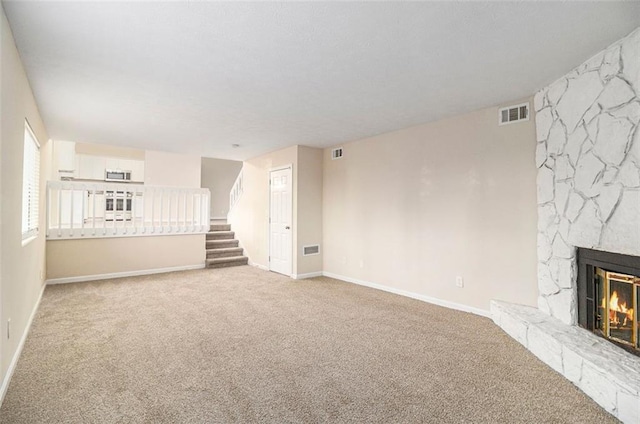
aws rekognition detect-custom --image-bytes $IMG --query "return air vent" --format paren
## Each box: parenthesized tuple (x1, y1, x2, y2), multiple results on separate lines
(499, 103, 529, 125)
(331, 147, 343, 160)
(303, 245, 320, 256)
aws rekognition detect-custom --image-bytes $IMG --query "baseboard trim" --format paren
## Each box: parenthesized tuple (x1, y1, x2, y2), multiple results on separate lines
(293, 272, 323, 280)
(45, 264, 206, 285)
(0, 282, 46, 406)
(322, 272, 490, 318)
(210, 216, 226, 221)
(248, 260, 269, 271)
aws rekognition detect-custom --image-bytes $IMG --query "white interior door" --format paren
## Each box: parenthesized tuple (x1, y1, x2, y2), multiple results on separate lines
(269, 167, 292, 276)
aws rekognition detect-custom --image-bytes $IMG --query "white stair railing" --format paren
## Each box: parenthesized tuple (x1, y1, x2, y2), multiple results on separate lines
(229, 169, 244, 211)
(46, 181, 210, 240)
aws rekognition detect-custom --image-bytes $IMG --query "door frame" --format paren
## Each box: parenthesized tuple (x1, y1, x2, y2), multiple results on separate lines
(268, 164, 293, 276)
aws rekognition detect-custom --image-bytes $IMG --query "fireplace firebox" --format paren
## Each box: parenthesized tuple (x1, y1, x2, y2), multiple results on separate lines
(577, 248, 640, 356)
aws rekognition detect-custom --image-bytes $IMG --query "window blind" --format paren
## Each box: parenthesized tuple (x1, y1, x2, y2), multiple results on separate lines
(22, 121, 40, 240)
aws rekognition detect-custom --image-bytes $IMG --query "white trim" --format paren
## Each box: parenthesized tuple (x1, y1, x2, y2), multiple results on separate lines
(322, 271, 490, 318)
(292, 271, 323, 280)
(268, 165, 293, 277)
(233, 240, 268, 271)
(0, 282, 46, 406)
(45, 264, 205, 285)
(210, 216, 226, 221)
(20, 234, 38, 247)
(47, 230, 209, 241)
(268, 163, 293, 172)
(248, 259, 269, 271)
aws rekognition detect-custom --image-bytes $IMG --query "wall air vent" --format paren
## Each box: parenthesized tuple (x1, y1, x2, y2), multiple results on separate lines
(499, 103, 529, 126)
(303, 245, 320, 256)
(331, 147, 343, 160)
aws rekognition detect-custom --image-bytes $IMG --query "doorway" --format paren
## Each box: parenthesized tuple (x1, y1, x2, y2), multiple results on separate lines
(269, 166, 292, 276)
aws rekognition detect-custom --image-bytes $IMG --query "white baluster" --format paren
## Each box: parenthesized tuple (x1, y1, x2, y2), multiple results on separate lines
(80, 185, 85, 237)
(92, 187, 96, 236)
(69, 188, 74, 237)
(160, 191, 165, 233)
(151, 189, 155, 234)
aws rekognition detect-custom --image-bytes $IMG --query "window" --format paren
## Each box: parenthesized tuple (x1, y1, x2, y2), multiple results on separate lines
(22, 120, 40, 241)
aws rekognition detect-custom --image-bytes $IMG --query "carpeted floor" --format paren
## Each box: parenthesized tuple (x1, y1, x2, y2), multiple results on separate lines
(1, 266, 618, 423)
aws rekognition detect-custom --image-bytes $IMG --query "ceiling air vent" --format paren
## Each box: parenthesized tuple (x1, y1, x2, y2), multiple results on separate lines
(499, 103, 529, 126)
(331, 147, 343, 160)
(303, 245, 320, 256)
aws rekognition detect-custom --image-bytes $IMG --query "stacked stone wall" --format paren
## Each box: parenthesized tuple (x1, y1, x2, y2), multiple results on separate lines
(535, 28, 640, 324)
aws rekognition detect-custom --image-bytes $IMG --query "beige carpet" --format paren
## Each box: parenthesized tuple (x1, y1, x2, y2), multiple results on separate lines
(1, 266, 618, 423)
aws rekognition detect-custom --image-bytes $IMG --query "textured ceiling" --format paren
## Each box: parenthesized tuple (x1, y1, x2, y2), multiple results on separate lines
(3, 2, 640, 160)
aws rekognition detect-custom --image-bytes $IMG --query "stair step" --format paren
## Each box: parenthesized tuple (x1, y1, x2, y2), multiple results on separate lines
(206, 239, 239, 249)
(210, 224, 231, 232)
(207, 247, 243, 259)
(206, 256, 248, 269)
(206, 231, 235, 240)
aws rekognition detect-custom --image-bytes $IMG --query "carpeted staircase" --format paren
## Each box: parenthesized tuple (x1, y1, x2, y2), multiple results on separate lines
(206, 223, 248, 269)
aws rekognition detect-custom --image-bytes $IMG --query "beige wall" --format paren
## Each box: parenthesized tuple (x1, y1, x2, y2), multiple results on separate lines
(46, 150, 205, 280)
(144, 150, 201, 187)
(201, 157, 242, 218)
(229, 145, 298, 272)
(323, 100, 538, 312)
(75, 142, 145, 160)
(46, 235, 205, 279)
(228, 145, 323, 277)
(1, 7, 52, 394)
(296, 146, 323, 275)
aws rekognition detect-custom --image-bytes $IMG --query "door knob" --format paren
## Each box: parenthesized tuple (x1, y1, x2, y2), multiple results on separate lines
(285, 226, 290, 229)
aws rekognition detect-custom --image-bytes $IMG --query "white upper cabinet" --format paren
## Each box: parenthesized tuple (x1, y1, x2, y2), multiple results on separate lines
(104, 158, 119, 170)
(76, 154, 145, 182)
(54, 140, 76, 179)
(109, 159, 145, 181)
(77, 154, 107, 180)
(52, 140, 147, 182)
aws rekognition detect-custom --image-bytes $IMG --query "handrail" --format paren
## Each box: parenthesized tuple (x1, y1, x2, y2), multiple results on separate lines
(46, 181, 210, 240)
(229, 168, 244, 211)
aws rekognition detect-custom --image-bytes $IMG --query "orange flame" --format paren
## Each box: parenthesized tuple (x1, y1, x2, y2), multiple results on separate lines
(608, 290, 634, 326)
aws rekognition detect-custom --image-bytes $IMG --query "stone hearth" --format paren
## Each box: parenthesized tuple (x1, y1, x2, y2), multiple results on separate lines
(491, 301, 639, 423)
(493, 26, 640, 424)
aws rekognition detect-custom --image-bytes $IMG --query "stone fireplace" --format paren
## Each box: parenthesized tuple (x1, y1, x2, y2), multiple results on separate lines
(492, 27, 640, 424)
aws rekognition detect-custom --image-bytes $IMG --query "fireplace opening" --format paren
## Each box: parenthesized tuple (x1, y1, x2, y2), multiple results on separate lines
(596, 269, 638, 348)
(577, 248, 640, 356)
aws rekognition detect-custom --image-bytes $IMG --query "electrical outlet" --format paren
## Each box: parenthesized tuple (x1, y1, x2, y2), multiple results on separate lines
(7, 319, 10, 339)
(40, 269, 44, 281)
(455, 276, 464, 288)
(359, 260, 364, 269)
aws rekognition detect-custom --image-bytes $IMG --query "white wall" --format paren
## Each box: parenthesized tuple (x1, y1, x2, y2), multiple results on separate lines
(144, 150, 201, 187)
(323, 100, 539, 313)
(1, 6, 52, 399)
(228, 145, 324, 277)
(201, 157, 242, 218)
